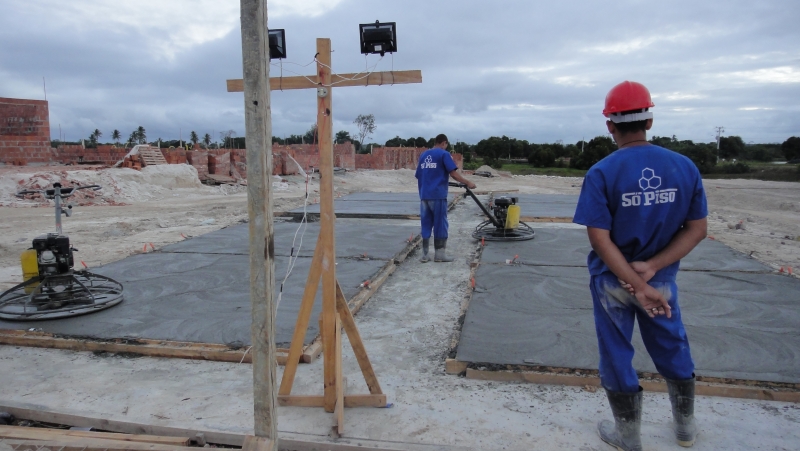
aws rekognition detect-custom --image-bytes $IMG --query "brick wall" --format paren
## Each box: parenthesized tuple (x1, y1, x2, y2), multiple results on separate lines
(0, 97, 51, 165)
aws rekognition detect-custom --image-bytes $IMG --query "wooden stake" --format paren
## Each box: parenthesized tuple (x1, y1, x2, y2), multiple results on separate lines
(240, 0, 277, 445)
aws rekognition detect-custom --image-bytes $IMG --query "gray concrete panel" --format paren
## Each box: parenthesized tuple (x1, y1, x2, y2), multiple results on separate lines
(457, 265, 800, 383)
(0, 253, 385, 347)
(289, 192, 457, 216)
(479, 229, 771, 272)
(161, 221, 418, 261)
(461, 194, 578, 222)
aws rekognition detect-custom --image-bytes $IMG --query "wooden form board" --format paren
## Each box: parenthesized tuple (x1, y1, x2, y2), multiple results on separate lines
(463, 368, 800, 403)
(0, 401, 438, 450)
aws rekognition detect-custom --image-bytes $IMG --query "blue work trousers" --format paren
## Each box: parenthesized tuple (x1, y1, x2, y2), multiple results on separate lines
(419, 199, 449, 240)
(591, 273, 695, 393)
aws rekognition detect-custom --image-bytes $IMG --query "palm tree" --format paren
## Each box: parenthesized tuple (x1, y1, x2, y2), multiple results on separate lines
(93, 129, 102, 143)
(136, 126, 146, 144)
(202, 133, 212, 148)
(112, 129, 121, 146)
(190, 130, 199, 146)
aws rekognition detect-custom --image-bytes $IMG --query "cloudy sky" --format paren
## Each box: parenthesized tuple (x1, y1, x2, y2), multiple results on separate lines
(2, 0, 798, 146)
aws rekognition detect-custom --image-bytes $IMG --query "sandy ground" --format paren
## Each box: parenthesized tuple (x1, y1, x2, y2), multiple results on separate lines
(0, 165, 799, 450)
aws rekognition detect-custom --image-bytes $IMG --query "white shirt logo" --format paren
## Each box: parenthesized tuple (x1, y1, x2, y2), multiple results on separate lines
(622, 168, 677, 207)
(421, 154, 437, 169)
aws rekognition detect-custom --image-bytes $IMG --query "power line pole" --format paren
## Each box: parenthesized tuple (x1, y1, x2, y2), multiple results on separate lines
(715, 126, 725, 162)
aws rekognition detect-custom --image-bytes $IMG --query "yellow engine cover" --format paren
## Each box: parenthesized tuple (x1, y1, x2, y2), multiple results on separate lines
(21, 248, 39, 293)
(505, 205, 521, 229)
(21, 249, 39, 281)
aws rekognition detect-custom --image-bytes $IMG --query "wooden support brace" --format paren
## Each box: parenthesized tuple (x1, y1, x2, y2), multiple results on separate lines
(227, 70, 422, 92)
(277, 394, 387, 408)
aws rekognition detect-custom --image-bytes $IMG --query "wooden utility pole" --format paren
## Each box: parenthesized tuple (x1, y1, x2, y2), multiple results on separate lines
(239, 0, 277, 448)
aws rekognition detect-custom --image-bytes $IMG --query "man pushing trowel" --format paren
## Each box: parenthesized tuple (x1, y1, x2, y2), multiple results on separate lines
(415, 134, 475, 262)
(573, 81, 708, 451)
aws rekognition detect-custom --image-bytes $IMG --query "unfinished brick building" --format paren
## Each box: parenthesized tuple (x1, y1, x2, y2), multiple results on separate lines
(0, 97, 52, 165)
(0, 97, 462, 176)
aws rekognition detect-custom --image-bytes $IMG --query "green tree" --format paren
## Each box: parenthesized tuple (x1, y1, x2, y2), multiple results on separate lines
(202, 133, 212, 148)
(474, 136, 509, 167)
(112, 129, 121, 146)
(384, 136, 404, 147)
(353, 114, 376, 150)
(304, 124, 318, 144)
(335, 130, 352, 144)
(719, 136, 745, 159)
(570, 136, 616, 170)
(190, 130, 199, 146)
(136, 126, 147, 144)
(781, 136, 800, 161)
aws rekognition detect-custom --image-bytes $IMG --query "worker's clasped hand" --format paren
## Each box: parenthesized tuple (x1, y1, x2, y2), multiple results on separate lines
(467, 181, 477, 190)
(619, 260, 671, 318)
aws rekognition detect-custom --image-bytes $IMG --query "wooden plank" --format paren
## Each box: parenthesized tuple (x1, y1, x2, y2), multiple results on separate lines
(1, 400, 448, 450)
(0, 330, 289, 364)
(240, 0, 277, 443)
(444, 359, 468, 375)
(0, 428, 195, 450)
(519, 216, 573, 223)
(242, 435, 274, 451)
(0, 425, 189, 445)
(301, 336, 324, 363)
(335, 316, 344, 434)
(336, 281, 382, 395)
(0, 439, 196, 451)
(348, 262, 396, 315)
(277, 394, 387, 408)
(465, 369, 800, 402)
(226, 70, 422, 92)
(279, 239, 325, 394)
(315, 37, 339, 415)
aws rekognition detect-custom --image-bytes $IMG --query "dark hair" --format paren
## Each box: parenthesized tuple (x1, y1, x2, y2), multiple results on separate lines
(435, 134, 448, 145)
(614, 120, 648, 134)
(612, 109, 649, 134)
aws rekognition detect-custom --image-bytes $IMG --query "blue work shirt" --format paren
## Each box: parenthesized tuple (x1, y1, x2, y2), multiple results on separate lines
(573, 144, 707, 281)
(415, 148, 458, 200)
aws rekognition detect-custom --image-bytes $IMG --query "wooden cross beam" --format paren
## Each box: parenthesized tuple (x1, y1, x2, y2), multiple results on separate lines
(226, 70, 422, 92)
(229, 37, 421, 435)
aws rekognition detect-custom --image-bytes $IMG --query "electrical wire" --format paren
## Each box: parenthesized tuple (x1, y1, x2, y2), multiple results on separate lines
(269, 54, 385, 87)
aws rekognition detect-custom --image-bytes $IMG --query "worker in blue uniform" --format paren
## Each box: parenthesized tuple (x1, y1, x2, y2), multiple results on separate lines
(415, 134, 475, 262)
(573, 81, 708, 451)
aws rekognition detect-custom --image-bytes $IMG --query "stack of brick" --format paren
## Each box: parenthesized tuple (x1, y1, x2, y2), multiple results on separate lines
(208, 152, 231, 176)
(121, 153, 143, 170)
(186, 150, 209, 181)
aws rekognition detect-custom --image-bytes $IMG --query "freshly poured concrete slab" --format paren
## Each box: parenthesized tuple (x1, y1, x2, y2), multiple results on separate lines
(462, 194, 579, 220)
(289, 192, 458, 217)
(0, 254, 385, 347)
(457, 265, 800, 383)
(161, 220, 418, 261)
(329, 192, 457, 203)
(479, 229, 772, 273)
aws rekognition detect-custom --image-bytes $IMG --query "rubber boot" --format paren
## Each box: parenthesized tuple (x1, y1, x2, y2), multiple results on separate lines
(666, 375, 698, 447)
(420, 238, 430, 263)
(433, 238, 454, 262)
(597, 387, 643, 451)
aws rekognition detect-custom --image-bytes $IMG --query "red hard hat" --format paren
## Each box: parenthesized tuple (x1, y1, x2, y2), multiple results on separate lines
(603, 81, 655, 117)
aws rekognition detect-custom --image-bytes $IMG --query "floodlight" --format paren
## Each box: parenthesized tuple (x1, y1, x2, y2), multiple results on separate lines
(359, 21, 396, 56)
(269, 29, 286, 59)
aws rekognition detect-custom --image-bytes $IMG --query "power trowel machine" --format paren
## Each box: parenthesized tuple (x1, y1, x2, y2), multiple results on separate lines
(0, 183, 124, 321)
(449, 182, 536, 241)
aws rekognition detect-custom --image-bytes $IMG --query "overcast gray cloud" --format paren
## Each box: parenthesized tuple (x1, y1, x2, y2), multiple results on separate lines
(1, 0, 797, 145)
